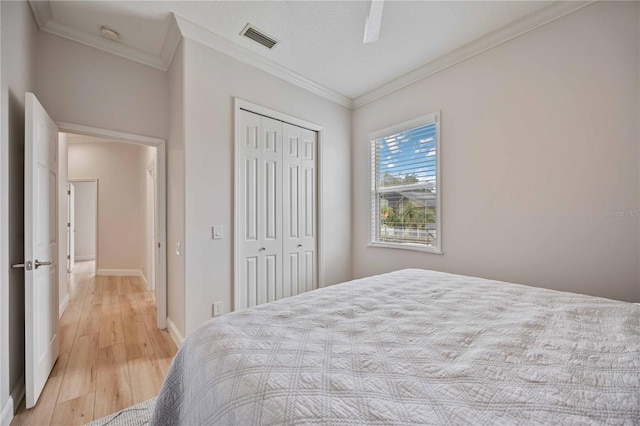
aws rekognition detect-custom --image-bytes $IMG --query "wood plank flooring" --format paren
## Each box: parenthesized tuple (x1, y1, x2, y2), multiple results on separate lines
(12, 261, 177, 425)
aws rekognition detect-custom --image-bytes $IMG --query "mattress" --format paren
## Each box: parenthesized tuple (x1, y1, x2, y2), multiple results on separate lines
(151, 269, 640, 425)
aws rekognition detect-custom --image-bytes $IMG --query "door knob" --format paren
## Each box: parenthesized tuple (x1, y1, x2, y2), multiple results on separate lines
(297, 244, 302, 248)
(259, 247, 266, 251)
(34, 259, 53, 269)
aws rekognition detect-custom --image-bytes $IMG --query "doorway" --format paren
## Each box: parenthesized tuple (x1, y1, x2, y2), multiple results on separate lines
(14, 93, 171, 414)
(67, 179, 98, 268)
(57, 123, 167, 329)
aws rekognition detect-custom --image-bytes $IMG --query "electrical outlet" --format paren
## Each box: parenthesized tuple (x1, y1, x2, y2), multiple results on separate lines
(213, 301, 223, 317)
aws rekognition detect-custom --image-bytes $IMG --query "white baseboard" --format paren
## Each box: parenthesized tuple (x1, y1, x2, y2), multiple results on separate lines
(140, 271, 150, 291)
(0, 396, 14, 426)
(59, 294, 69, 319)
(74, 255, 95, 261)
(97, 269, 140, 277)
(68, 270, 77, 294)
(9, 374, 24, 418)
(166, 317, 184, 347)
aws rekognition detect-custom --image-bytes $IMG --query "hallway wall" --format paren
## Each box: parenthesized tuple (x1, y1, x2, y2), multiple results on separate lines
(72, 181, 98, 261)
(68, 140, 148, 274)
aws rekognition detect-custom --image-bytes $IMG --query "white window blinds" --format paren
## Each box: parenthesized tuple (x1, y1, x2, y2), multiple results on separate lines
(370, 113, 440, 252)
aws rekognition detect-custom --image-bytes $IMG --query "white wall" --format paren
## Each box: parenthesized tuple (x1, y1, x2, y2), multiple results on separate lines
(0, 1, 37, 418)
(181, 39, 352, 336)
(352, 2, 640, 303)
(36, 31, 168, 140)
(68, 141, 147, 273)
(72, 181, 97, 261)
(167, 40, 185, 337)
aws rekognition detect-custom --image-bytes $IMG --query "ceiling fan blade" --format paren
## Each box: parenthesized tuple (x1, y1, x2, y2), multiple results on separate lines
(363, 0, 384, 44)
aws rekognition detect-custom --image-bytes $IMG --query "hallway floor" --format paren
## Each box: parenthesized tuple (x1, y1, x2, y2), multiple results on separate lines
(12, 261, 177, 425)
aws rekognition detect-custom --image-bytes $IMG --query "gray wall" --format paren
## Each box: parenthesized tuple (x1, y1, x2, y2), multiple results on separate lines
(181, 39, 353, 335)
(68, 142, 148, 272)
(0, 0, 38, 413)
(36, 31, 168, 140)
(72, 181, 97, 261)
(352, 2, 640, 302)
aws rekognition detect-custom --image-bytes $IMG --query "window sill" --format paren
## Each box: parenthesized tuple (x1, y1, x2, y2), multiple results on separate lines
(367, 242, 444, 254)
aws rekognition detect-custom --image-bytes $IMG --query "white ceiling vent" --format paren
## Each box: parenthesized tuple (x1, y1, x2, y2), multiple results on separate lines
(240, 24, 278, 49)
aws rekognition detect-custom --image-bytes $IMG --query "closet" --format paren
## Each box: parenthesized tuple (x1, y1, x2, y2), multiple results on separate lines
(236, 109, 317, 310)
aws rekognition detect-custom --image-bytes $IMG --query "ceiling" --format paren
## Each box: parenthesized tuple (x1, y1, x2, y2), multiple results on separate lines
(30, 1, 588, 106)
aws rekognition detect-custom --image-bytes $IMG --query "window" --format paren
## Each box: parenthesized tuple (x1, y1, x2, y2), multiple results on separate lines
(370, 112, 441, 253)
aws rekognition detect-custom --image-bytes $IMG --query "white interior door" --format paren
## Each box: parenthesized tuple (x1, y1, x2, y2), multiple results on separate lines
(283, 123, 317, 297)
(24, 92, 59, 408)
(67, 183, 75, 272)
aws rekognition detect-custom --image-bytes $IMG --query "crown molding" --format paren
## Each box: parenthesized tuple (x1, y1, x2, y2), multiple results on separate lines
(28, 0, 594, 110)
(28, 0, 51, 29)
(352, 1, 596, 109)
(28, 1, 181, 72)
(174, 15, 353, 109)
(40, 19, 166, 70)
(160, 14, 182, 70)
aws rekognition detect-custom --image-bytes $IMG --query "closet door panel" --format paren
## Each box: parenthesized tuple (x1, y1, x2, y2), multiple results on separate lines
(245, 158, 258, 241)
(238, 110, 262, 309)
(300, 128, 317, 292)
(283, 124, 317, 297)
(264, 160, 277, 241)
(245, 256, 258, 308)
(282, 124, 301, 297)
(263, 254, 277, 304)
(258, 116, 282, 306)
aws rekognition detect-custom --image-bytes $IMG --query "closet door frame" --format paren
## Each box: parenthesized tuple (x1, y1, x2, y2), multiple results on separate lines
(233, 98, 324, 311)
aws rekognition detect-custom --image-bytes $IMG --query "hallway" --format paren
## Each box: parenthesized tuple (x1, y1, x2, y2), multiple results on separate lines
(12, 261, 177, 425)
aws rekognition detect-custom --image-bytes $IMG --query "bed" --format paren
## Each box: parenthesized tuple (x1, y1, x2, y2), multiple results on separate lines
(151, 269, 640, 425)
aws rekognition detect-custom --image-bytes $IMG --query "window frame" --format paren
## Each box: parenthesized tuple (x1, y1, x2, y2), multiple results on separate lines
(368, 112, 442, 254)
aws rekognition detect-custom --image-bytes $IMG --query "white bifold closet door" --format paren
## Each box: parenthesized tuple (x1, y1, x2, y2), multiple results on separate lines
(282, 123, 316, 298)
(237, 110, 317, 310)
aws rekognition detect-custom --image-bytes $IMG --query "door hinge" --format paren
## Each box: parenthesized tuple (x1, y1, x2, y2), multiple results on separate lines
(157, 242, 161, 248)
(67, 255, 70, 260)
(67, 190, 71, 195)
(67, 222, 71, 227)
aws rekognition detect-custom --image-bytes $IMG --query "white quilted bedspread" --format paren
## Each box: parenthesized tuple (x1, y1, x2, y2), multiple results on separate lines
(151, 269, 640, 425)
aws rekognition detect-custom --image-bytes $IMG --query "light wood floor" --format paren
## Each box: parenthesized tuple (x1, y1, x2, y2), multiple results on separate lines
(12, 261, 177, 425)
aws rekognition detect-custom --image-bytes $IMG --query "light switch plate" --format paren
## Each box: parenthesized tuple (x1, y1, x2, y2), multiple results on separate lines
(212, 226, 223, 240)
